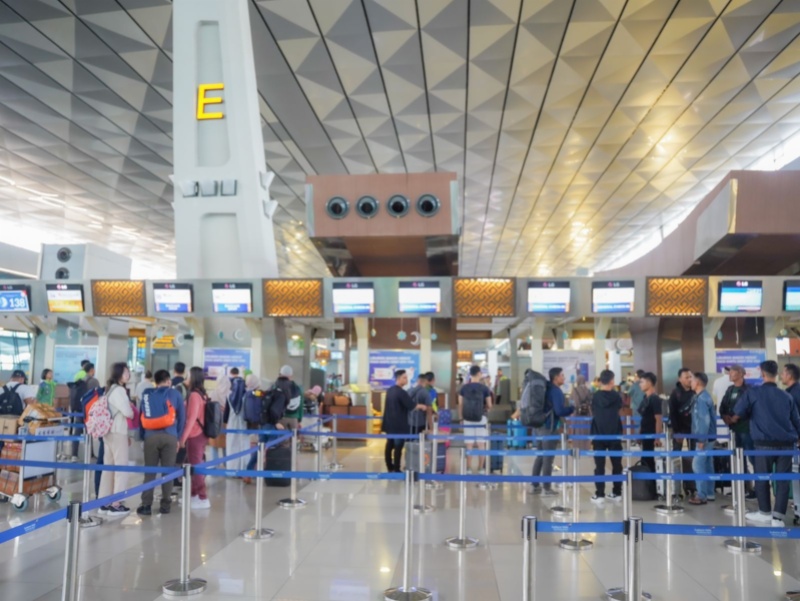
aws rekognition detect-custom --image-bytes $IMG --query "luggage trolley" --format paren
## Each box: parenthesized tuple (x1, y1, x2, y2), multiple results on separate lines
(0, 424, 64, 511)
(299, 417, 331, 451)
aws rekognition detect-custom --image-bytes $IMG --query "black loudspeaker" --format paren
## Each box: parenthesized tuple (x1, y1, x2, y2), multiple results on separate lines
(416, 194, 440, 217)
(355, 195, 379, 219)
(386, 194, 410, 218)
(326, 196, 349, 219)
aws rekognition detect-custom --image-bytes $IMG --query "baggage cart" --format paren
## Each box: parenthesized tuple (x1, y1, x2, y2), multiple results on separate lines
(0, 425, 64, 511)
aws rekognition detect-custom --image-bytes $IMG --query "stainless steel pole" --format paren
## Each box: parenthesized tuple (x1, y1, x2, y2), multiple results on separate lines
(723, 431, 736, 515)
(560, 447, 592, 550)
(241, 441, 275, 540)
(79, 433, 102, 528)
(625, 416, 632, 470)
(414, 431, 433, 513)
(551, 433, 571, 517)
(425, 421, 442, 490)
(654, 426, 684, 515)
(724, 447, 760, 553)
(521, 516, 536, 601)
(607, 472, 652, 600)
(60, 502, 81, 601)
(445, 448, 478, 549)
(627, 517, 644, 601)
(327, 414, 343, 471)
(316, 419, 322, 472)
(279, 430, 306, 508)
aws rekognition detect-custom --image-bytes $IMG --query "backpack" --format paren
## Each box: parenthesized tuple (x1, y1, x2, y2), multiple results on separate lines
(408, 385, 430, 428)
(519, 370, 551, 428)
(80, 386, 103, 418)
(0, 383, 23, 416)
(262, 385, 289, 426)
(243, 389, 265, 424)
(228, 377, 246, 415)
(678, 395, 695, 419)
(68, 379, 88, 412)
(173, 380, 188, 401)
(461, 383, 486, 422)
(140, 389, 176, 430)
(201, 393, 223, 438)
(86, 387, 115, 439)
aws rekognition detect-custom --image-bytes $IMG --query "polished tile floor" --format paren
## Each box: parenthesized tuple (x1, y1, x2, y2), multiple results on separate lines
(1, 440, 799, 600)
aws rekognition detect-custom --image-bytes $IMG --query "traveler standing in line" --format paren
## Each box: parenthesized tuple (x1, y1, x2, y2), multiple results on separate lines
(136, 370, 186, 516)
(408, 373, 433, 435)
(134, 370, 153, 402)
(180, 367, 211, 509)
(225, 367, 249, 471)
(459, 365, 493, 473)
(530, 367, 574, 496)
(98, 362, 133, 516)
(688, 372, 717, 505)
(570, 375, 592, 417)
(425, 372, 438, 414)
(381, 370, 428, 473)
(590, 370, 624, 505)
(733, 360, 800, 526)
(206, 375, 230, 464)
(628, 369, 646, 415)
(638, 372, 663, 472)
(719, 364, 755, 499)
(36, 369, 56, 406)
(171, 362, 188, 398)
(277, 366, 303, 431)
(781, 364, 800, 412)
(668, 367, 697, 497)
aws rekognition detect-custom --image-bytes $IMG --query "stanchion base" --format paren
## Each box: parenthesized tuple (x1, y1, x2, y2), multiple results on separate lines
(721, 504, 735, 516)
(550, 506, 572, 517)
(162, 578, 208, 597)
(606, 587, 652, 600)
(278, 498, 306, 509)
(240, 527, 275, 541)
(724, 539, 761, 553)
(559, 538, 593, 551)
(425, 481, 443, 490)
(413, 504, 434, 515)
(785, 591, 800, 600)
(477, 482, 499, 491)
(326, 462, 344, 471)
(79, 515, 103, 529)
(445, 536, 479, 549)
(654, 504, 685, 516)
(383, 586, 433, 601)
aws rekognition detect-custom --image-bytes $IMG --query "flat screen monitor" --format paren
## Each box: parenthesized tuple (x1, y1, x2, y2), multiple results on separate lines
(785, 280, 800, 312)
(332, 282, 374, 315)
(330, 350, 344, 361)
(592, 281, 635, 313)
(527, 281, 570, 313)
(473, 352, 487, 362)
(398, 281, 441, 314)
(0, 284, 31, 313)
(211, 283, 253, 314)
(719, 280, 762, 313)
(153, 283, 193, 313)
(46, 283, 85, 313)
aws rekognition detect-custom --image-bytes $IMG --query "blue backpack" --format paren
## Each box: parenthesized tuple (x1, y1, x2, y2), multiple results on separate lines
(228, 377, 246, 415)
(243, 390, 265, 425)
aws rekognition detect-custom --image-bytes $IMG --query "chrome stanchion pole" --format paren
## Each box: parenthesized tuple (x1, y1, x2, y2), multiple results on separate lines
(521, 516, 536, 601)
(326, 414, 344, 471)
(384, 470, 433, 601)
(560, 447, 592, 550)
(654, 428, 684, 515)
(445, 448, 479, 549)
(79, 433, 102, 528)
(414, 431, 434, 513)
(60, 501, 81, 601)
(425, 422, 442, 490)
(625, 416, 632, 470)
(724, 448, 760, 553)
(722, 431, 736, 515)
(163, 465, 208, 596)
(279, 430, 306, 508)
(315, 419, 323, 473)
(551, 433, 572, 517)
(241, 441, 275, 540)
(627, 517, 644, 601)
(478, 435, 498, 491)
(608, 472, 651, 600)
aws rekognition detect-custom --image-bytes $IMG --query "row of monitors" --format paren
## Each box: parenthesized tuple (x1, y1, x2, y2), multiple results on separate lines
(0, 279, 788, 316)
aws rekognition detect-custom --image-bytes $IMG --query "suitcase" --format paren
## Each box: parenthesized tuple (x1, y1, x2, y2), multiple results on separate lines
(490, 438, 504, 473)
(265, 444, 291, 487)
(434, 441, 446, 474)
(506, 419, 526, 449)
(437, 410, 452, 448)
(655, 456, 682, 500)
(404, 441, 432, 472)
(630, 461, 657, 501)
(713, 443, 731, 494)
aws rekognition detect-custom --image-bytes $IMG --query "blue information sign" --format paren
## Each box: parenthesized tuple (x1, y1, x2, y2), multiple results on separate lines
(368, 350, 420, 390)
(0, 285, 30, 313)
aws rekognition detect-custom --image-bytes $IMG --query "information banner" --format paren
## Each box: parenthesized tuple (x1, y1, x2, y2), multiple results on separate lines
(368, 350, 420, 390)
(542, 350, 595, 390)
(203, 348, 251, 381)
(715, 349, 767, 385)
(53, 345, 99, 384)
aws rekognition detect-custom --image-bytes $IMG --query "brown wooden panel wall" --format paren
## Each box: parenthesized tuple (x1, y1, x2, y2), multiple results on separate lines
(453, 278, 515, 317)
(91, 280, 147, 316)
(647, 277, 707, 316)
(263, 279, 323, 317)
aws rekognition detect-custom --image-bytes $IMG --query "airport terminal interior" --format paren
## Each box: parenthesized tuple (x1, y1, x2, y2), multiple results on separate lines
(5, 1, 800, 600)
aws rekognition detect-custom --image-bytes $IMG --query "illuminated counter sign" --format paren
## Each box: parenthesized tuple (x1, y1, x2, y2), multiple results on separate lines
(719, 280, 762, 313)
(197, 83, 224, 120)
(398, 281, 441, 314)
(528, 281, 570, 313)
(46, 283, 84, 313)
(592, 281, 635, 313)
(333, 282, 375, 315)
(212, 283, 252, 314)
(0, 284, 30, 313)
(154, 283, 193, 313)
(785, 280, 800, 312)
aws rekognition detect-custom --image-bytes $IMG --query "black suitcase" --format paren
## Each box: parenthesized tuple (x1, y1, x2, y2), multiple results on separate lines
(265, 443, 291, 487)
(630, 461, 657, 501)
(490, 438, 504, 473)
(713, 443, 731, 494)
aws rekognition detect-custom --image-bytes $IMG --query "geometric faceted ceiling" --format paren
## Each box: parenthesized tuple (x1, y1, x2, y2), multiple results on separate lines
(1, 1, 800, 279)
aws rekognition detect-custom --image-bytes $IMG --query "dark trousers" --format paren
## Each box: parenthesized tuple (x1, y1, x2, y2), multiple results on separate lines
(641, 438, 655, 473)
(754, 446, 794, 518)
(673, 436, 696, 495)
(141, 432, 178, 509)
(174, 447, 187, 486)
(385, 439, 406, 472)
(94, 438, 104, 498)
(593, 440, 623, 497)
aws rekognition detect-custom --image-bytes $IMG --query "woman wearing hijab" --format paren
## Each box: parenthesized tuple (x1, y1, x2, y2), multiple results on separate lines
(206, 376, 230, 463)
(571, 375, 592, 416)
(224, 371, 250, 471)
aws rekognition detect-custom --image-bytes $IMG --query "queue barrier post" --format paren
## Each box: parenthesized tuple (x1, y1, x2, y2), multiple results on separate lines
(240, 441, 275, 541)
(425, 421, 442, 490)
(626, 517, 644, 601)
(445, 448, 479, 549)
(413, 431, 433, 514)
(60, 501, 81, 601)
(383, 470, 433, 601)
(724, 447, 760, 553)
(560, 447, 592, 551)
(278, 430, 306, 509)
(607, 471, 651, 601)
(521, 516, 536, 601)
(315, 419, 323, 473)
(79, 433, 102, 529)
(478, 438, 498, 492)
(550, 433, 572, 517)
(162, 464, 208, 597)
(625, 416, 632, 471)
(326, 414, 344, 471)
(722, 431, 736, 515)
(654, 427, 684, 516)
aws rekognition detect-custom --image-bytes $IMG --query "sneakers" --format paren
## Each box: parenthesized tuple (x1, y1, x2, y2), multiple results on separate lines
(770, 518, 785, 528)
(159, 505, 171, 515)
(606, 493, 622, 503)
(745, 491, 758, 501)
(530, 486, 542, 495)
(190, 497, 211, 510)
(591, 495, 605, 505)
(97, 506, 110, 515)
(542, 488, 558, 497)
(178, 495, 198, 505)
(746, 511, 773, 524)
(136, 505, 152, 517)
(105, 504, 130, 517)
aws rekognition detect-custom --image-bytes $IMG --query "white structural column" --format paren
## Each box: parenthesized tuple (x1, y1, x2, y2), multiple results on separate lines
(530, 318, 546, 373)
(354, 318, 370, 388)
(244, 318, 289, 380)
(172, 0, 279, 279)
(419, 318, 432, 371)
(764, 318, 781, 363)
(703, 318, 725, 375)
(594, 317, 611, 375)
(509, 329, 519, 401)
(84, 317, 109, 384)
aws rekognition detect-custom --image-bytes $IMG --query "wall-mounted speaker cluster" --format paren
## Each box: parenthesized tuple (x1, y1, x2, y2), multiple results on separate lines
(325, 194, 441, 219)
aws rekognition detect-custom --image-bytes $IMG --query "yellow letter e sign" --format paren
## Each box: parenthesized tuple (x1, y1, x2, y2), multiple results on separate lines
(197, 83, 225, 120)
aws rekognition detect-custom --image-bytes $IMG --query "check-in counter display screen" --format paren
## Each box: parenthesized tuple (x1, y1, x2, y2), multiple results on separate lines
(398, 281, 441, 314)
(333, 282, 375, 315)
(527, 281, 570, 313)
(46, 283, 85, 313)
(785, 280, 800, 312)
(212, 283, 253, 314)
(719, 280, 762, 313)
(0, 284, 31, 313)
(592, 281, 635, 313)
(154, 283, 193, 313)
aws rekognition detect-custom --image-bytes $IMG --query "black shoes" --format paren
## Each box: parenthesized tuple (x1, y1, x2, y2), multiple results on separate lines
(136, 505, 151, 516)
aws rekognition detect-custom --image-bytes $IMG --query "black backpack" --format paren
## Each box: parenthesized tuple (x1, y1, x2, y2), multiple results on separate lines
(461, 384, 486, 421)
(201, 394, 223, 438)
(520, 370, 550, 428)
(68, 379, 88, 412)
(0, 384, 23, 416)
(262, 384, 290, 426)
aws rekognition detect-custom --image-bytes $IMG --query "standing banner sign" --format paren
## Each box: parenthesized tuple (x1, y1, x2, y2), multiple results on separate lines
(53, 345, 99, 384)
(369, 350, 420, 390)
(715, 349, 767, 385)
(203, 348, 252, 381)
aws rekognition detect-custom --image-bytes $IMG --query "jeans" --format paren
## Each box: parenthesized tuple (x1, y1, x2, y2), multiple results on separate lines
(141, 432, 178, 509)
(692, 452, 715, 500)
(754, 445, 794, 518)
(94, 438, 104, 498)
(531, 427, 558, 490)
(593, 440, 623, 497)
(385, 439, 406, 472)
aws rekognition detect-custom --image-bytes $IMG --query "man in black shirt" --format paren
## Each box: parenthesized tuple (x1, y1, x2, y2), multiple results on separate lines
(781, 364, 800, 413)
(638, 372, 663, 472)
(719, 364, 754, 498)
(381, 370, 428, 472)
(668, 367, 696, 497)
(591, 370, 624, 504)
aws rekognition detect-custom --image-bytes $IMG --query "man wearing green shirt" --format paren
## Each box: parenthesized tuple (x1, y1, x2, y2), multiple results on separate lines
(719, 364, 755, 499)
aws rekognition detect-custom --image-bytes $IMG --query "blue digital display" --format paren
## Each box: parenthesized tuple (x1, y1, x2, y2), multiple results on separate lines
(212, 283, 253, 314)
(784, 280, 800, 312)
(592, 281, 635, 313)
(719, 280, 762, 313)
(0, 285, 30, 313)
(154, 283, 193, 313)
(527, 281, 570, 313)
(333, 282, 374, 315)
(398, 281, 440, 314)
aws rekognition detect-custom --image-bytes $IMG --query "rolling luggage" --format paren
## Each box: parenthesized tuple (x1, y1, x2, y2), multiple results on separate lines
(265, 443, 291, 487)
(435, 440, 447, 474)
(404, 441, 431, 473)
(506, 419, 526, 449)
(630, 461, 656, 501)
(713, 442, 731, 495)
(490, 438, 504, 473)
(437, 409, 452, 448)
(655, 455, 682, 500)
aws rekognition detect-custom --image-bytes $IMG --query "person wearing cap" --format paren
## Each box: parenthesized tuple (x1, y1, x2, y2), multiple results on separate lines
(719, 363, 756, 499)
(688, 372, 717, 505)
(276, 365, 303, 431)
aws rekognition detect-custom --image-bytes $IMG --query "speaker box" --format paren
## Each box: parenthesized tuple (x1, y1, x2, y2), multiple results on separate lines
(39, 244, 132, 280)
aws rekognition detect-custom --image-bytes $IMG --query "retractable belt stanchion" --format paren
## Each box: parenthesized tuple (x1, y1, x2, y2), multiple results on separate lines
(560, 447, 592, 550)
(626, 517, 644, 601)
(240, 441, 274, 541)
(60, 501, 81, 601)
(607, 471, 651, 601)
(445, 448, 479, 549)
(521, 516, 536, 601)
(315, 419, 323, 473)
(384, 470, 432, 601)
(550, 433, 571, 517)
(163, 464, 208, 597)
(279, 430, 306, 509)
(722, 431, 736, 515)
(413, 431, 433, 514)
(478, 436, 498, 491)
(326, 414, 343, 471)
(654, 427, 684, 515)
(625, 416, 633, 471)
(79, 433, 102, 528)
(425, 422, 442, 490)
(724, 447, 760, 553)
